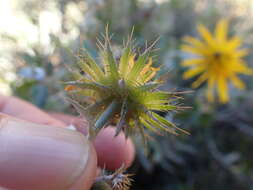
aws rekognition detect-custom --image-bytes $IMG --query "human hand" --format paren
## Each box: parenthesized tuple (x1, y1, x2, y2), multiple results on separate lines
(0, 95, 135, 190)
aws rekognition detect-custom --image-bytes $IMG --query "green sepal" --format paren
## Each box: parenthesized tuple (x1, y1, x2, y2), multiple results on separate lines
(151, 112, 190, 135)
(78, 50, 105, 81)
(127, 53, 149, 81)
(64, 81, 109, 92)
(94, 100, 119, 131)
(115, 99, 128, 136)
(119, 46, 132, 78)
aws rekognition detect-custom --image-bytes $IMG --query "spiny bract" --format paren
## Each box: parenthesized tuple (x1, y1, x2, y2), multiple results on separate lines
(65, 30, 189, 138)
(181, 19, 252, 103)
(92, 165, 133, 190)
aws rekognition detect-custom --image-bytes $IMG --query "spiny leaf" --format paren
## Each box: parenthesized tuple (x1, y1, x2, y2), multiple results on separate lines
(78, 50, 105, 81)
(151, 112, 190, 135)
(146, 104, 178, 111)
(144, 91, 174, 100)
(65, 97, 88, 116)
(135, 119, 147, 146)
(115, 99, 128, 136)
(119, 46, 132, 78)
(77, 59, 99, 80)
(135, 91, 170, 104)
(142, 112, 178, 135)
(127, 53, 149, 81)
(67, 89, 98, 101)
(139, 116, 163, 135)
(101, 27, 119, 80)
(69, 69, 83, 81)
(85, 98, 112, 115)
(101, 50, 119, 79)
(140, 70, 154, 82)
(138, 81, 163, 91)
(66, 91, 95, 105)
(65, 81, 110, 92)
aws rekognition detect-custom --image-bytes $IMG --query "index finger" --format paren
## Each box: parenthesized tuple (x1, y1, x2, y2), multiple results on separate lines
(0, 94, 65, 127)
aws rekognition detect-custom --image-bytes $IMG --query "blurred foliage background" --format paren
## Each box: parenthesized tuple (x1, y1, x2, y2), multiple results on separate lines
(1, 0, 253, 189)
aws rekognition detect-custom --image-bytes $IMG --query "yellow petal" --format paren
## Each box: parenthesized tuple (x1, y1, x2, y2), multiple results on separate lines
(192, 72, 208, 88)
(230, 75, 245, 89)
(206, 76, 215, 102)
(181, 59, 204, 67)
(232, 61, 251, 74)
(183, 66, 206, 79)
(140, 58, 153, 75)
(197, 24, 215, 46)
(183, 36, 206, 48)
(226, 37, 241, 50)
(181, 45, 208, 56)
(128, 54, 136, 69)
(234, 49, 248, 58)
(217, 76, 229, 103)
(215, 19, 228, 42)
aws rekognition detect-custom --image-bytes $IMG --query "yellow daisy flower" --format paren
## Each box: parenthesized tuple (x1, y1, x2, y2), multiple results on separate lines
(181, 19, 252, 103)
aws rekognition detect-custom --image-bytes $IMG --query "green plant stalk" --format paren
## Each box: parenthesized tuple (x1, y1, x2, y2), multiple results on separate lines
(94, 100, 119, 130)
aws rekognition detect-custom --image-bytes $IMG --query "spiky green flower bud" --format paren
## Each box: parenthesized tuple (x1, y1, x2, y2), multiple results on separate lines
(65, 28, 189, 139)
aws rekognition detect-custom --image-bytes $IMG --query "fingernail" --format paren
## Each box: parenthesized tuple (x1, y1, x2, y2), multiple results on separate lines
(0, 115, 91, 190)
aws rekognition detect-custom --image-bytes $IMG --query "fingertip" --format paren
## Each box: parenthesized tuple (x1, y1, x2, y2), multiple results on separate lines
(0, 114, 97, 190)
(0, 96, 65, 127)
(70, 144, 97, 190)
(94, 127, 135, 171)
(49, 113, 136, 170)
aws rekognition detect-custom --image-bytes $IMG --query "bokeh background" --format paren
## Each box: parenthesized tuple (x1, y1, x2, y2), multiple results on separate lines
(1, 0, 253, 189)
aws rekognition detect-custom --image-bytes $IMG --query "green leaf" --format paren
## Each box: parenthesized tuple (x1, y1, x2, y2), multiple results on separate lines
(70, 69, 83, 81)
(115, 99, 128, 136)
(127, 53, 149, 81)
(67, 88, 96, 98)
(119, 46, 131, 78)
(65, 97, 89, 119)
(135, 119, 147, 146)
(139, 116, 162, 135)
(79, 50, 105, 81)
(152, 112, 190, 135)
(66, 90, 95, 105)
(65, 81, 110, 92)
(85, 97, 112, 113)
(141, 70, 155, 82)
(101, 39, 119, 80)
(77, 60, 98, 80)
(138, 82, 162, 91)
(146, 104, 178, 111)
(136, 91, 171, 105)
(142, 113, 178, 135)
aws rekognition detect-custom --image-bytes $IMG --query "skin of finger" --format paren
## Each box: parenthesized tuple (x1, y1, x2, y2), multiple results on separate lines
(50, 113, 135, 170)
(70, 145, 97, 190)
(0, 95, 65, 127)
(94, 127, 135, 170)
(0, 187, 8, 190)
(0, 95, 135, 170)
(0, 114, 97, 190)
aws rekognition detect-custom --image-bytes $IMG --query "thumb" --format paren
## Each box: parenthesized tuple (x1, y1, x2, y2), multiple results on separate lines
(0, 114, 97, 190)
